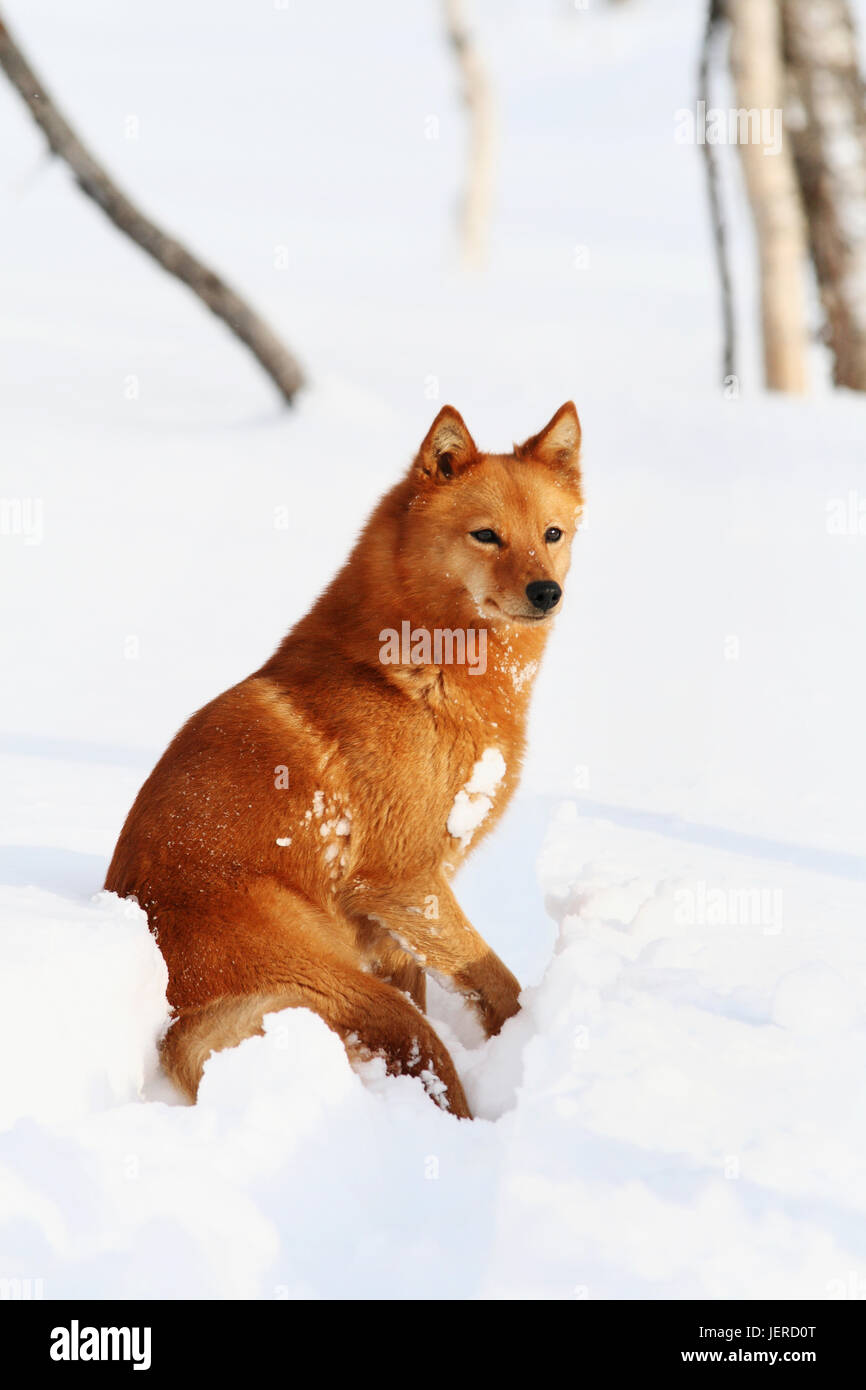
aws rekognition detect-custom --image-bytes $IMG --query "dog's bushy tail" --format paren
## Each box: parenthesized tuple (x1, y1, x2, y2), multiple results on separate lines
(160, 992, 304, 1099)
(160, 979, 471, 1117)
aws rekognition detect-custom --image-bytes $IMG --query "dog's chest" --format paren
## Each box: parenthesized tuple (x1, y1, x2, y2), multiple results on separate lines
(432, 691, 523, 861)
(376, 656, 529, 862)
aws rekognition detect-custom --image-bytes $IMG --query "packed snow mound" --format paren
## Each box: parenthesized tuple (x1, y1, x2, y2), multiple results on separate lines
(0, 888, 168, 1130)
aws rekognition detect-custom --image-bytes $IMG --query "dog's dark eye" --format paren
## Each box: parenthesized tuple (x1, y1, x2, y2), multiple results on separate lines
(470, 528, 501, 545)
(545, 526, 563, 543)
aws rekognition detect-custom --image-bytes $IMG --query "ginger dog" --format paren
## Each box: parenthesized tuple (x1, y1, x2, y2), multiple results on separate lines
(106, 403, 583, 1118)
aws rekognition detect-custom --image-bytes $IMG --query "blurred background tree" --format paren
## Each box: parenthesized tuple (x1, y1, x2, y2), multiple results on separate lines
(782, 0, 866, 391)
(704, 0, 866, 393)
(441, 0, 496, 270)
(729, 0, 810, 392)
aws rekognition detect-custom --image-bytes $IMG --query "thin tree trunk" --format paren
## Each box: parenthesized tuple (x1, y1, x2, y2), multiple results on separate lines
(0, 12, 304, 404)
(442, 0, 495, 270)
(781, 0, 866, 392)
(699, 0, 737, 387)
(729, 0, 809, 392)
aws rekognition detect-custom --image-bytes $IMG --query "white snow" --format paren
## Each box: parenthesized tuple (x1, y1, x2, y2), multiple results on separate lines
(447, 748, 507, 847)
(0, 889, 168, 1131)
(509, 658, 538, 693)
(1, 0, 865, 1300)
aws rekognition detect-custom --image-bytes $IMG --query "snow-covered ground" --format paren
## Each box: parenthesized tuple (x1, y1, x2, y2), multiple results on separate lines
(1, 0, 865, 1298)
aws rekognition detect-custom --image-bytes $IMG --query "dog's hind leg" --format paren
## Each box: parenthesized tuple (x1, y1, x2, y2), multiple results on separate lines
(160, 965, 470, 1118)
(354, 916, 428, 1011)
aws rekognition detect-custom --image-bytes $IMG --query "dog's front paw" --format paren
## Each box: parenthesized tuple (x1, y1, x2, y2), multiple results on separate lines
(459, 956, 521, 1037)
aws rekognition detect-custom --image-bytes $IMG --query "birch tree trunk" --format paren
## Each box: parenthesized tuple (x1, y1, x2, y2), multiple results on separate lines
(442, 0, 495, 270)
(0, 11, 304, 404)
(729, 0, 809, 392)
(781, 0, 866, 392)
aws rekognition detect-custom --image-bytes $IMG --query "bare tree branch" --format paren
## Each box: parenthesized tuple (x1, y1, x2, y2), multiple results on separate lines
(0, 11, 305, 405)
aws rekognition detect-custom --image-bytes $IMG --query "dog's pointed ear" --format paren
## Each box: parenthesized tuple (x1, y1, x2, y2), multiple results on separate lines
(415, 406, 478, 483)
(515, 402, 581, 476)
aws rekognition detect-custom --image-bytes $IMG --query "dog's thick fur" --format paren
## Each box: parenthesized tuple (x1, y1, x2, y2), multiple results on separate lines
(106, 403, 583, 1117)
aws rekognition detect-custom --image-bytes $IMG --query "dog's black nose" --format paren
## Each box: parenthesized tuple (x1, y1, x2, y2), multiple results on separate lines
(526, 580, 562, 612)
